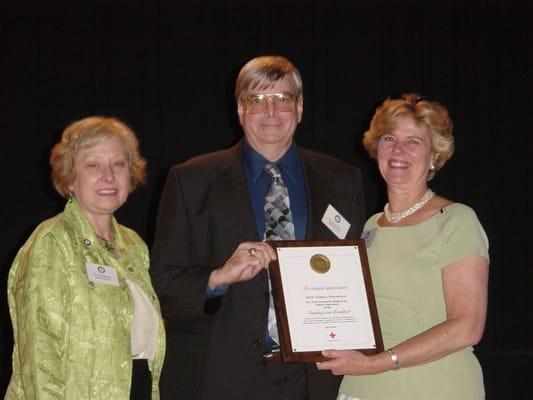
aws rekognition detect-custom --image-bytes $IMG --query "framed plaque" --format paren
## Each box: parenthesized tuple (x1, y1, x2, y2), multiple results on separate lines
(267, 240, 383, 363)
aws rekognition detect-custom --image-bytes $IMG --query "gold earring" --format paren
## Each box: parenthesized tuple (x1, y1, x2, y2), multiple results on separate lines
(431, 153, 439, 170)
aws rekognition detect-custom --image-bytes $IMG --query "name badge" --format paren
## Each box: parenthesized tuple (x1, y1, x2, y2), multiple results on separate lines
(361, 228, 377, 248)
(321, 204, 351, 239)
(85, 263, 119, 287)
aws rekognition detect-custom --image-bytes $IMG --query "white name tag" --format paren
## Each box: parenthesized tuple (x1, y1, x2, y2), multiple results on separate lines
(85, 263, 119, 287)
(321, 204, 351, 239)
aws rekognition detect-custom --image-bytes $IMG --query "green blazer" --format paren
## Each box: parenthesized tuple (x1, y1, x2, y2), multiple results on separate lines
(6, 198, 165, 399)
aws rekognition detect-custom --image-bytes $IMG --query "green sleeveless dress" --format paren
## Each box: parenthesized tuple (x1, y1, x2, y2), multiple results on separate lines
(339, 203, 489, 400)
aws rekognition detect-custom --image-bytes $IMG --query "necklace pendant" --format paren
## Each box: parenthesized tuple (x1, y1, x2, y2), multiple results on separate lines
(96, 233, 115, 253)
(104, 240, 114, 253)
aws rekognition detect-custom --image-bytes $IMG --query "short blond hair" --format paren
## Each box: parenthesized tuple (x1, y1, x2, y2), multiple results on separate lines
(363, 94, 454, 180)
(235, 55, 303, 100)
(50, 116, 147, 197)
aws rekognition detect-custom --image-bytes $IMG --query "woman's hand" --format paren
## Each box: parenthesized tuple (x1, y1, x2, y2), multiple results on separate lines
(317, 254, 489, 377)
(316, 350, 389, 375)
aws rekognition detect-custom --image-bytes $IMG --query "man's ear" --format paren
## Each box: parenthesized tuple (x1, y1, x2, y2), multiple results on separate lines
(297, 99, 303, 123)
(237, 102, 245, 124)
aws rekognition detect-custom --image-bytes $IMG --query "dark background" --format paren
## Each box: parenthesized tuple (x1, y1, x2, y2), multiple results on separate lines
(1, 1, 531, 397)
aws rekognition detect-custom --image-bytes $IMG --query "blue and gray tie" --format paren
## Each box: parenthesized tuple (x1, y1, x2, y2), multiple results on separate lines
(264, 163, 295, 346)
(264, 163, 295, 240)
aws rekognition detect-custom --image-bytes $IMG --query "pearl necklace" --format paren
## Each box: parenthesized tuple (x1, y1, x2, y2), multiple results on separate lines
(384, 189, 435, 223)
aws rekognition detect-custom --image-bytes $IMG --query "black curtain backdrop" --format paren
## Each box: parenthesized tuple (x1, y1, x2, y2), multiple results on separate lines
(1, 1, 531, 397)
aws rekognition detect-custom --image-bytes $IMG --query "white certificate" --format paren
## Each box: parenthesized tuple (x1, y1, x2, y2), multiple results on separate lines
(268, 240, 382, 362)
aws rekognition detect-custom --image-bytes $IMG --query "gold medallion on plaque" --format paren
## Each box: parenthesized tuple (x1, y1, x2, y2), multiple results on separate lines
(309, 254, 331, 274)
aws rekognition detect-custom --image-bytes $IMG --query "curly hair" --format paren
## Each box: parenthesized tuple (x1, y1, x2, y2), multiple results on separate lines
(50, 116, 147, 197)
(363, 93, 454, 180)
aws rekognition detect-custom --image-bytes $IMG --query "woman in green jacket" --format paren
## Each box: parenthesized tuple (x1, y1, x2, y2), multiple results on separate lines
(6, 116, 165, 399)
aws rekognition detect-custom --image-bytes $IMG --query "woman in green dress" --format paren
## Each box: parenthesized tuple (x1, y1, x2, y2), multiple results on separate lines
(317, 94, 489, 400)
(6, 117, 165, 399)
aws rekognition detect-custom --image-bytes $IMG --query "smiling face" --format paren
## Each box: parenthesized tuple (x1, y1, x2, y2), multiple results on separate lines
(238, 75, 303, 160)
(377, 118, 435, 192)
(68, 136, 131, 223)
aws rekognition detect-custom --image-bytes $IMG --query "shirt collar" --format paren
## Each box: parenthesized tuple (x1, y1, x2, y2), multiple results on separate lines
(64, 196, 125, 252)
(242, 140, 299, 183)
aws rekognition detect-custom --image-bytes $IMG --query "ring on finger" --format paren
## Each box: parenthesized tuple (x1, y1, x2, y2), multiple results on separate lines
(247, 247, 257, 257)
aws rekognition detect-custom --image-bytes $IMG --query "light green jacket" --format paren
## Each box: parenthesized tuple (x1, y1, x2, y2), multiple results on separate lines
(6, 198, 165, 399)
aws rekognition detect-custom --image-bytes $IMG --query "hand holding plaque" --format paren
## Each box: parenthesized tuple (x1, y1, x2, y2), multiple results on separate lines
(267, 240, 383, 363)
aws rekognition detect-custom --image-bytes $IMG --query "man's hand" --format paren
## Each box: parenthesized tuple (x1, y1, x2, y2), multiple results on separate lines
(208, 242, 277, 290)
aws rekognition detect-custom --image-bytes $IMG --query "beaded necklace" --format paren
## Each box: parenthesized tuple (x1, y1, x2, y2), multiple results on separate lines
(384, 189, 435, 223)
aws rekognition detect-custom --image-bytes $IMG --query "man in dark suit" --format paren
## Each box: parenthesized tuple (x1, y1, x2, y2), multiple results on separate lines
(151, 55, 366, 400)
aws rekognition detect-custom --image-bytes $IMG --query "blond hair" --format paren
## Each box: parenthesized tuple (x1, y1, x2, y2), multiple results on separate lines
(235, 55, 303, 100)
(50, 116, 147, 197)
(363, 94, 454, 180)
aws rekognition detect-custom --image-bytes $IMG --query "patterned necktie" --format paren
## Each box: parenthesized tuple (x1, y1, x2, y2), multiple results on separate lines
(264, 163, 295, 241)
(264, 163, 295, 346)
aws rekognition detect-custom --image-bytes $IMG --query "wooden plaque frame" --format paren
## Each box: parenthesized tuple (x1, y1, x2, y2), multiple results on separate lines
(267, 239, 384, 363)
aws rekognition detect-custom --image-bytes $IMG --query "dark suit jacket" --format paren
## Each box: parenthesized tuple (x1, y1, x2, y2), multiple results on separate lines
(151, 141, 366, 400)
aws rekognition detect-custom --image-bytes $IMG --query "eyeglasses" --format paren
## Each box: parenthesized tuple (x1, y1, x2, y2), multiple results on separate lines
(242, 93, 298, 114)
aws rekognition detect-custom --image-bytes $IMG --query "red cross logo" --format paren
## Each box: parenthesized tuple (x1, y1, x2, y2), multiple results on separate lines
(329, 331, 336, 339)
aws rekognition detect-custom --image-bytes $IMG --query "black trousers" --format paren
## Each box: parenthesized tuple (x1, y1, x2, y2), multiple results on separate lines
(252, 362, 308, 400)
(131, 359, 152, 400)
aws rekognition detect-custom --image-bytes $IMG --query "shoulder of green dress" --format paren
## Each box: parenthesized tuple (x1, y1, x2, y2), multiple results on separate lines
(438, 202, 479, 221)
(9, 213, 72, 274)
(363, 212, 381, 231)
(116, 223, 148, 251)
(23, 212, 68, 245)
(435, 203, 487, 237)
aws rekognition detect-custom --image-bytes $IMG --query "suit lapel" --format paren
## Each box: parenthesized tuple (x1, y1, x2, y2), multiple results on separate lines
(209, 143, 259, 243)
(209, 143, 269, 297)
(300, 149, 339, 241)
